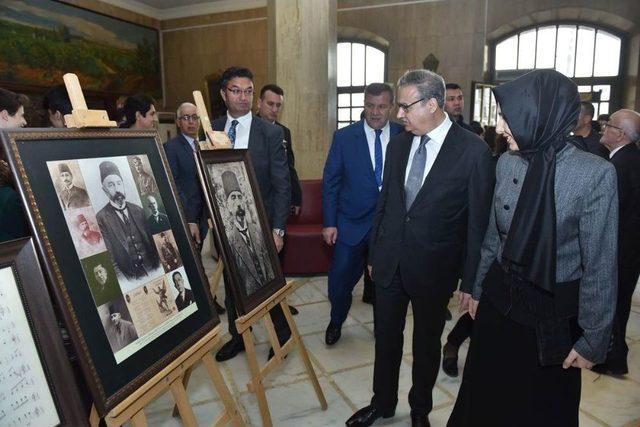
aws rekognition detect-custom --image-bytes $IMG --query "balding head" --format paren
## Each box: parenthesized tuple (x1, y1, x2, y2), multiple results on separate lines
(600, 109, 640, 151)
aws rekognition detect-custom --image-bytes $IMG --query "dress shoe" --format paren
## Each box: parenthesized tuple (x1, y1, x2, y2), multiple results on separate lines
(346, 405, 393, 427)
(445, 308, 452, 321)
(410, 413, 430, 427)
(289, 305, 299, 315)
(213, 297, 226, 315)
(442, 342, 459, 377)
(325, 323, 342, 345)
(215, 337, 245, 362)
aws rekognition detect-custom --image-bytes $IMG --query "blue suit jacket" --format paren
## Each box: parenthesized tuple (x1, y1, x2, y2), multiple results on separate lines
(164, 134, 205, 223)
(322, 120, 404, 246)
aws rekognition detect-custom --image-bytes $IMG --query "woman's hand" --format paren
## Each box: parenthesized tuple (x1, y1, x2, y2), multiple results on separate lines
(562, 349, 594, 370)
(469, 298, 480, 319)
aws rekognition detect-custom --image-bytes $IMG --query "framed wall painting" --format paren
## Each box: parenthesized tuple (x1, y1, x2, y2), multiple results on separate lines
(0, 237, 88, 426)
(0, 128, 219, 416)
(198, 149, 286, 315)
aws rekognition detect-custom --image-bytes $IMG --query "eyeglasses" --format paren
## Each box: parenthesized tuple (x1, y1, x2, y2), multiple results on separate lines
(601, 122, 625, 134)
(226, 87, 254, 96)
(178, 114, 200, 122)
(397, 97, 425, 113)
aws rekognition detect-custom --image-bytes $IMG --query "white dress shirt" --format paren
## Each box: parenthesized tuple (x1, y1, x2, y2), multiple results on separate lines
(364, 120, 391, 188)
(404, 113, 452, 185)
(224, 111, 252, 149)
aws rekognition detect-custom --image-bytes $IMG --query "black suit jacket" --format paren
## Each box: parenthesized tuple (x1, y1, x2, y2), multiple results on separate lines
(212, 115, 291, 229)
(369, 122, 495, 296)
(175, 288, 195, 311)
(610, 143, 640, 271)
(275, 121, 302, 206)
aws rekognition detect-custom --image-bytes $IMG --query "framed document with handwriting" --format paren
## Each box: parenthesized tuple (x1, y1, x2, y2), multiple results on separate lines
(0, 238, 87, 426)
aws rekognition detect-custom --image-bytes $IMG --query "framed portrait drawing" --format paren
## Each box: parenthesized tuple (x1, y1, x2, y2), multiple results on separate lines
(1, 128, 219, 416)
(198, 149, 286, 315)
(0, 237, 88, 426)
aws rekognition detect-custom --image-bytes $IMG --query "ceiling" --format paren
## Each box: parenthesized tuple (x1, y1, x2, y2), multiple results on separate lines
(100, 0, 265, 20)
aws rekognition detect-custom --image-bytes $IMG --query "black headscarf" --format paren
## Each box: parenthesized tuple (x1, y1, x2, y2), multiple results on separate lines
(492, 70, 580, 294)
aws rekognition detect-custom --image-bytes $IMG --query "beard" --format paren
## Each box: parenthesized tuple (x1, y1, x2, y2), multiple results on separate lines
(235, 206, 245, 218)
(111, 191, 126, 205)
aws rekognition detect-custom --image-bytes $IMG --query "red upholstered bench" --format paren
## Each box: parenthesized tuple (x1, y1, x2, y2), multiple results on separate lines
(282, 179, 333, 275)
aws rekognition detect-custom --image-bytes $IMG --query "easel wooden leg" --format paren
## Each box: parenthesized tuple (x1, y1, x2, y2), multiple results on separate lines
(170, 374, 199, 427)
(281, 300, 327, 410)
(171, 367, 194, 417)
(241, 330, 273, 427)
(202, 353, 245, 427)
(130, 410, 148, 427)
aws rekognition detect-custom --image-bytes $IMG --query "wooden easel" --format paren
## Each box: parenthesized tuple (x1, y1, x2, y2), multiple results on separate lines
(89, 325, 244, 427)
(60, 75, 243, 426)
(236, 279, 327, 427)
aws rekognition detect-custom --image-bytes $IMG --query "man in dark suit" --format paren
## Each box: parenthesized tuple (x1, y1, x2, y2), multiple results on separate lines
(574, 101, 608, 158)
(593, 108, 640, 375)
(346, 70, 494, 427)
(256, 84, 302, 215)
(146, 195, 170, 234)
(212, 66, 291, 362)
(172, 271, 195, 311)
(57, 163, 90, 210)
(322, 83, 403, 345)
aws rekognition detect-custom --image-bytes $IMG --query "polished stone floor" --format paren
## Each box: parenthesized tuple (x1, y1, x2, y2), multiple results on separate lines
(143, 253, 640, 426)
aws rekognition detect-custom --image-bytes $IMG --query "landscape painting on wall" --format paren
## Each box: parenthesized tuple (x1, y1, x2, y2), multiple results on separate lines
(0, 0, 161, 98)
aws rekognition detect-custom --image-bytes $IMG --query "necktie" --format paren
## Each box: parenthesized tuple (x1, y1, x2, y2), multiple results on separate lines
(228, 119, 239, 147)
(404, 134, 430, 211)
(374, 129, 383, 188)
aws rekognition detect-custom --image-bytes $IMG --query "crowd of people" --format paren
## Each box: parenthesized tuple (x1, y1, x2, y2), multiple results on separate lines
(0, 65, 639, 426)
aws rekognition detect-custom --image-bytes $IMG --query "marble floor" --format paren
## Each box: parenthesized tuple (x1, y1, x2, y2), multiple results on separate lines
(143, 256, 640, 426)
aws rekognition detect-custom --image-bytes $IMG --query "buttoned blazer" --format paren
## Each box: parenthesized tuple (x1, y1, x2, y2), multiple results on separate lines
(164, 134, 205, 223)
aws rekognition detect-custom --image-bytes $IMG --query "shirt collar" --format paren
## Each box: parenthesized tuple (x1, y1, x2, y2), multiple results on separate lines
(426, 112, 453, 144)
(363, 120, 390, 136)
(227, 111, 252, 127)
(609, 144, 627, 159)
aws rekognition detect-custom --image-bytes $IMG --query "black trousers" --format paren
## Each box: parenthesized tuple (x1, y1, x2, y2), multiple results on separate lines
(447, 312, 473, 347)
(372, 270, 449, 416)
(613, 266, 640, 364)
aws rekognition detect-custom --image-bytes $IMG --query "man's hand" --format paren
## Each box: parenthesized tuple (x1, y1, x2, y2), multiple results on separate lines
(458, 292, 472, 313)
(322, 227, 338, 245)
(291, 205, 301, 216)
(188, 222, 201, 245)
(273, 232, 284, 253)
(367, 265, 373, 276)
(563, 349, 594, 370)
(469, 299, 479, 319)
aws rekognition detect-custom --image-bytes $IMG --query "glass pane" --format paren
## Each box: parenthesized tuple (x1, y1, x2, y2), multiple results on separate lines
(352, 92, 365, 107)
(338, 108, 351, 121)
(337, 43, 351, 87)
(575, 27, 595, 77)
(594, 31, 621, 76)
(482, 87, 491, 123)
(555, 26, 576, 77)
(592, 103, 599, 117)
(592, 85, 610, 102)
(518, 30, 536, 69)
(488, 92, 497, 126)
(338, 93, 351, 107)
(365, 46, 385, 84)
(578, 85, 591, 93)
(352, 107, 364, 121)
(473, 88, 482, 121)
(495, 35, 518, 70)
(536, 26, 556, 68)
(338, 122, 350, 129)
(352, 43, 365, 86)
(599, 102, 609, 114)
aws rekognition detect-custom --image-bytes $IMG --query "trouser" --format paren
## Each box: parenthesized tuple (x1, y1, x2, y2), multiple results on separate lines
(372, 269, 449, 416)
(447, 312, 474, 347)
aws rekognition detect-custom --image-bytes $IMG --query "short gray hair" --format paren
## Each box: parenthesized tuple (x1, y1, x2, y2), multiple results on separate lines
(397, 69, 446, 109)
(176, 102, 196, 118)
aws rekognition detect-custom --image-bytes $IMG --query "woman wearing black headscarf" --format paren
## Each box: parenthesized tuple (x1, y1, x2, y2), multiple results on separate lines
(447, 69, 618, 426)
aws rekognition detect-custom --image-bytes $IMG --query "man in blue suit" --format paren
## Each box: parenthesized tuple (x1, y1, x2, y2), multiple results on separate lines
(322, 83, 403, 345)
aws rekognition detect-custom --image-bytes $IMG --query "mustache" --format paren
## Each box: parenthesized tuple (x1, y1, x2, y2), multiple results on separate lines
(111, 191, 126, 202)
(235, 206, 245, 217)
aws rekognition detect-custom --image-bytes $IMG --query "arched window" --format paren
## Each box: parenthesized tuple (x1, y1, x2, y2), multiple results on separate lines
(492, 24, 623, 117)
(337, 41, 387, 129)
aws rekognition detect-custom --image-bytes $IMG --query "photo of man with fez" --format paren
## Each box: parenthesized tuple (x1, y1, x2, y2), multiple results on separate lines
(146, 195, 170, 234)
(172, 270, 194, 311)
(96, 160, 160, 280)
(104, 302, 138, 353)
(131, 156, 158, 195)
(57, 162, 90, 210)
(157, 231, 181, 272)
(76, 213, 102, 246)
(221, 170, 274, 296)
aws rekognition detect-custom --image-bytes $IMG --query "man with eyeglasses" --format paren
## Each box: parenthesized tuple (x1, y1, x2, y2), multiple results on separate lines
(574, 101, 608, 158)
(346, 70, 494, 427)
(164, 102, 226, 314)
(592, 109, 640, 376)
(212, 66, 292, 362)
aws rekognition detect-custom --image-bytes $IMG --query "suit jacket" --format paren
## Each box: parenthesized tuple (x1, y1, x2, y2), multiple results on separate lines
(96, 202, 159, 279)
(212, 115, 291, 229)
(610, 143, 640, 272)
(369, 122, 495, 295)
(59, 185, 90, 210)
(0, 186, 28, 243)
(164, 134, 206, 223)
(275, 121, 302, 206)
(228, 224, 274, 296)
(323, 119, 404, 246)
(175, 288, 195, 311)
(147, 212, 170, 234)
(472, 145, 618, 363)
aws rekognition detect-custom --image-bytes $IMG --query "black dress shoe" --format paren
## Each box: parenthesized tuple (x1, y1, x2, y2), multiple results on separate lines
(213, 297, 226, 315)
(346, 405, 393, 427)
(410, 413, 430, 427)
(442, 342, 459, 377)
(289, 305, 299, 315)
(445, 308, 452, 321)
(325, 323, 342, 345)
(215, 337, 245, 362)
